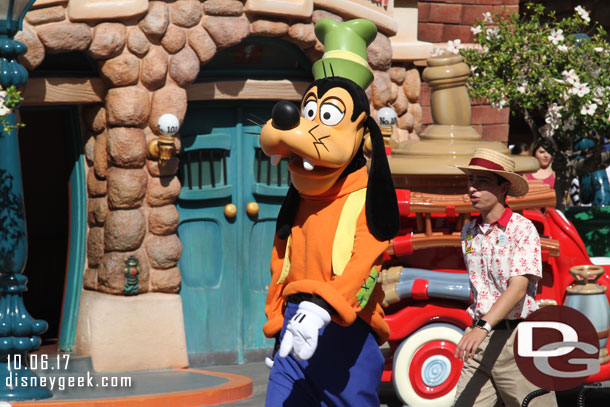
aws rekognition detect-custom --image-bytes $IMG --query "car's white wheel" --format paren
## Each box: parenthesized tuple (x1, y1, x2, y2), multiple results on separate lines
(392, 323, 464, 407)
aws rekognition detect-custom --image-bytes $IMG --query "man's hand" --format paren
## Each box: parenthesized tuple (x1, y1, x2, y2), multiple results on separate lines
(279, 301, 331, 360)
(454, 327, 488, 362)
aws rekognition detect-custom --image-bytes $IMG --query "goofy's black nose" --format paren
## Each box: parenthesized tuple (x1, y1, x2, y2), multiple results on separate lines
(271, 101, 300, 130)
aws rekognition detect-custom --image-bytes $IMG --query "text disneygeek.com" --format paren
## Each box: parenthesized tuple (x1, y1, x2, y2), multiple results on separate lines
(6, 354, 132, 391)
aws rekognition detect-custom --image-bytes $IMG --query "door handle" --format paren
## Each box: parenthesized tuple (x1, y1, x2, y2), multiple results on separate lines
(224, 203, 237, 218)
(246, 202, 259, 216)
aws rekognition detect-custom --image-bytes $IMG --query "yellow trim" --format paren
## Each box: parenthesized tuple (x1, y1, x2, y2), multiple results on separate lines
(277, 235, 291, 284)
(277, 188, 366, 282)
(322, 50, 369, 69)
(332, 188, 367, 276)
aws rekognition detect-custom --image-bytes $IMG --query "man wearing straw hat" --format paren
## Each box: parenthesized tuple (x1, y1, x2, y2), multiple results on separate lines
(453, 148, 557, 406)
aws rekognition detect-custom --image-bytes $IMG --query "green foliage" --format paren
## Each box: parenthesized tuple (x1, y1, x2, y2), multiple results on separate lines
(461, 3, 610, 142)
(0, 85, 24, 135)
(457, 3, 610, 209)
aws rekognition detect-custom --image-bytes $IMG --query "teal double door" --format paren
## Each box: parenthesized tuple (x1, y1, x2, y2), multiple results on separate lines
(177, 101, 290, 364)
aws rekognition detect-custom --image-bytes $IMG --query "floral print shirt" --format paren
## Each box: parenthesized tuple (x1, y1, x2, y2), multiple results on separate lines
(461, 208, 541, 320)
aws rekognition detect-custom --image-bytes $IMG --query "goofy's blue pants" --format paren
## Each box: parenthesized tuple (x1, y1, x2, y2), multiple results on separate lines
(265, 302, 384, 407)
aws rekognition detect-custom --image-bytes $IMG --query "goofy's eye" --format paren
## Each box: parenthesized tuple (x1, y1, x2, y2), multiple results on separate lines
(319, 103, 344, 126)
(302, 100, 317, 120)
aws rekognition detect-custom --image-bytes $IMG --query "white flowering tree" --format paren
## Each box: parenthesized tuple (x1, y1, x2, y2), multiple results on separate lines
(459, 3, 610, 210)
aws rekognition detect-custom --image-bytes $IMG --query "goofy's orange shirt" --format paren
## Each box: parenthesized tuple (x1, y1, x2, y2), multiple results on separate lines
(263, 167, 390, 344)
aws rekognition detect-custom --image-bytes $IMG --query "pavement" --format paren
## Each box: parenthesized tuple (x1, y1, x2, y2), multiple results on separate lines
(4, 354, 610, 406)
(205, 361, 610, 407)
(202, 361, 403, 407)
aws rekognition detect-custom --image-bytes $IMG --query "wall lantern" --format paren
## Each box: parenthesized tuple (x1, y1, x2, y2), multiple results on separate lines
(148, 113, 179, 166)
(0, 0, 35, 37)
(377, 106, 397, 137)
(0, 0, 36, 89)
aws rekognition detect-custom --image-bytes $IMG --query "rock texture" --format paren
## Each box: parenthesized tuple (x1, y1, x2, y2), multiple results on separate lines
(367, 33, 392, 71)
(15, 23, 45, 71)
(26, 6, 65, 25)
(148, 205, 179, 235)
(250, 20, 288, 37)
(127, 27, 150, 57)
(371, 71, 391, 109)
(170, 0, 203, 28)
(107, 168, 148, 209)
(287, 23, 316, 49)
(93, 131, 108, 179)
(87, 168, 107, 197)
(89, 23, 126, 60)
(389, 67, 406, 84)
(37, 22, 92, 54)
(150, 267, 181, 293)
(84, 105, 107, 134)
(106, 87, 150, 128)
(88, 197, 109, 227)
(139, 1, 169, 38)
(145, 235, 182, 269)
(204, 16, 250, 49)
(203, 0, 243, 16)
(104, 209, 146, 251)
(162, 25, 186, 54)
(147, 176, 181, 207)
(188, 25, 217, 64)
(100, 53, 140, 87)
(141, 46, 168, 90)
(87, 227, 104, 268)
(107, 128, 147, 168)
(169, 47, 199, 86)
(404, 68, 421, 103)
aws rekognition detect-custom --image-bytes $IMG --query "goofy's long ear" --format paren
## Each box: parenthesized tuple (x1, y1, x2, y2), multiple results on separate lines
(365, 116, 399, 241)
(276, 184, 300, 239)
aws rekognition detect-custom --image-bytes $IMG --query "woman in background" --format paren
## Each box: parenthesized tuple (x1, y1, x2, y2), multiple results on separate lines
(525, 138, 555, 188)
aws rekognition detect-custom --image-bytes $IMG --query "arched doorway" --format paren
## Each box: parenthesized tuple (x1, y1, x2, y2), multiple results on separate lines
(20, 51, 94, 350)
(19, 106, 86, 348)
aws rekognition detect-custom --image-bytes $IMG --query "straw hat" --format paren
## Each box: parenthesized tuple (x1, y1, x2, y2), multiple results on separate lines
(456, 148, 529, 197)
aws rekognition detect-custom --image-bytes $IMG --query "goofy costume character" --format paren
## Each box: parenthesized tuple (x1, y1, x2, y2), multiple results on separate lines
(259, 18, 399, 407)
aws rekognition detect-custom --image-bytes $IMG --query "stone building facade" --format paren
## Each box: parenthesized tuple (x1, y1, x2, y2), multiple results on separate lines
(15, 0, 516, 370)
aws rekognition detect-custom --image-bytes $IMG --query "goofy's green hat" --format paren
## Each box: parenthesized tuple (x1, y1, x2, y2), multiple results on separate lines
(312, 18, 377, 89)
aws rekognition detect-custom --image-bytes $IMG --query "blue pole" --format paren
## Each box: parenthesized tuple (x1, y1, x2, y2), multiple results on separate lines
(0, 32, 52, 399)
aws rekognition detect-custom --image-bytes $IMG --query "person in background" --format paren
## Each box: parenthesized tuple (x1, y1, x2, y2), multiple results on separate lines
(572, 137, 610, 206)
(525, 138, 555, 188)
(509, 143, 530, 156)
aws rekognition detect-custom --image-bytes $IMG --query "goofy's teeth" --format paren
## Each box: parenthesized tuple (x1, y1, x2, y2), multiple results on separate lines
(271, 155, 282, 166)
(303, 158, 315, 171)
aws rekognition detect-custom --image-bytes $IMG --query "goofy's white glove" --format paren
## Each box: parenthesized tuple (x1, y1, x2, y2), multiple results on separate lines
(279, 301, 331, 361)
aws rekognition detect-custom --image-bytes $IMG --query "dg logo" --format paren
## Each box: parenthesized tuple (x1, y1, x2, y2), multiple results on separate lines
(514, 305, 600, 391)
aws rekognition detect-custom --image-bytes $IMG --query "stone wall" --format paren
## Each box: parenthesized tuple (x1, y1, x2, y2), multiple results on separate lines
(18, 0, 407, 295)
(369, 64, 423, 143)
